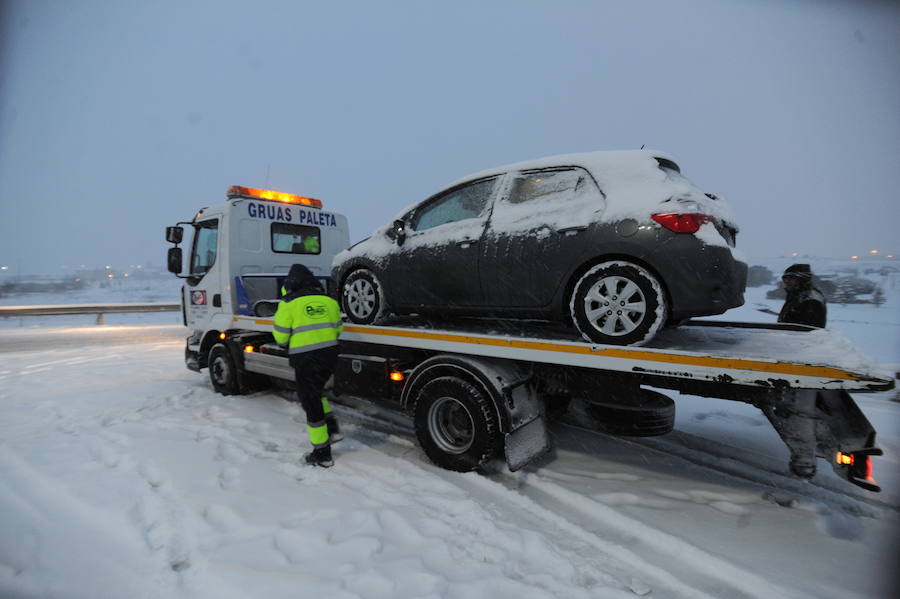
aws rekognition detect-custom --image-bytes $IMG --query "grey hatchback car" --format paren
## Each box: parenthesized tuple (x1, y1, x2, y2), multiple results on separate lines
(333, 150, 747, 346)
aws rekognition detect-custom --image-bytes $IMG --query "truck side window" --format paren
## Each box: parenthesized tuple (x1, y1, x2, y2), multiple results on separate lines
(190, 219, 219, 275)
(271, 223, 321, 255)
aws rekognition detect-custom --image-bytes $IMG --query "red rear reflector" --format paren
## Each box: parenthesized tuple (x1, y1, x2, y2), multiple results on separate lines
(865, 456, 874, 481)
(652, 213, 709, 233)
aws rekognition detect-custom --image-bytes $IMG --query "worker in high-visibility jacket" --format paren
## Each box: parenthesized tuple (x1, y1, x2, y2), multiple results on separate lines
(273, 264, 343, 467)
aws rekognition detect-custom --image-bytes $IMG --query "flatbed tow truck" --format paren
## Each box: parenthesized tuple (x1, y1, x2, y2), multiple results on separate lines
(219, 312, 892, 492)
(165, 186, 893, 492)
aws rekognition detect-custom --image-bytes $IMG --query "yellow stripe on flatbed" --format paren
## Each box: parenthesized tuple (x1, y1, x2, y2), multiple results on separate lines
(343, 325, 863, 382)
(233, 316, 274, 326)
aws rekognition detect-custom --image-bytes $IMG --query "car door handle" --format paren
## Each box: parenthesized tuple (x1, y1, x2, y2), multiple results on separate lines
(457, 239, 478, 248)
(557, 226, 587, 236)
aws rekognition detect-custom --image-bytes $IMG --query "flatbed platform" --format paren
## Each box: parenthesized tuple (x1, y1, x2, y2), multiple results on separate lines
(332, 317, 893, 392)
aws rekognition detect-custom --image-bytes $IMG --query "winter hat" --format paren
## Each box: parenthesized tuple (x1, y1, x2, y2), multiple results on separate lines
(282, 264, 323, 294)
(783, 263, 812, 280)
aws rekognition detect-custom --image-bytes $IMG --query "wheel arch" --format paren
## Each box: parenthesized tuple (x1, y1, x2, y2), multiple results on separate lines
(401, 354, 531, 434)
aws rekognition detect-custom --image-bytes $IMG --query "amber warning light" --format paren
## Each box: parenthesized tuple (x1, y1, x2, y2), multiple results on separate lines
(836, 452, 854, 466)
(227, 185, 323, 209)
(389, 371, 405, 382)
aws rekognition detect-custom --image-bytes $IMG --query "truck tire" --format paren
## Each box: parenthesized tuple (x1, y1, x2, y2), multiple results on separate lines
(341, 269, 389, 325)
(413, 376, 500, 472)
(570, 261, 668, 346)
(208, 343, 240, 395)
(585, 389, 675, 437)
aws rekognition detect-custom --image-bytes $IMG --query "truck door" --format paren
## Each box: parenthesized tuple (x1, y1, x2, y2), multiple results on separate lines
(386, 177, 500, 310)
(184, 217, 224, 327)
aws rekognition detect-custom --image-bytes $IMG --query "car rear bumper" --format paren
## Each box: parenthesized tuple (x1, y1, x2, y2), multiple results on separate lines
(648, 238, 747, 321)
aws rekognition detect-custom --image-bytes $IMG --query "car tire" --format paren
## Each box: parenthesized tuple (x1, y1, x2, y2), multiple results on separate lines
(341, 269, 389, 324)
(208, 343, 240, 395)
(413, 376, 500, 472)
(570, 261, 668, 346)
(585, 389, 675, 437)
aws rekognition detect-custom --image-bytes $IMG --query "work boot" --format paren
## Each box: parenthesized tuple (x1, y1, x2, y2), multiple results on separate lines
(304, 446, 334, 468)
(326, 416, 344, 444)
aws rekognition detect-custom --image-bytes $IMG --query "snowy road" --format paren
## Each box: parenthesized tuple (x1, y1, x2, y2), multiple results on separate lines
(1, 325, 898, 598)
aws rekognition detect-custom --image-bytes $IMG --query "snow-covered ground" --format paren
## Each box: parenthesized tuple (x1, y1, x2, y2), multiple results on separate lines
(1, 261, 898, 598)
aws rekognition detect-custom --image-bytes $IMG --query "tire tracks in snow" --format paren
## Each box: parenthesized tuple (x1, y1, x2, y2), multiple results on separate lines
(330, 397, 806, 599)
(607, 424, 899, 517)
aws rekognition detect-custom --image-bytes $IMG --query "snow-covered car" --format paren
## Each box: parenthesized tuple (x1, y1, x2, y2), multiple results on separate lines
(333, 150, 747, 345)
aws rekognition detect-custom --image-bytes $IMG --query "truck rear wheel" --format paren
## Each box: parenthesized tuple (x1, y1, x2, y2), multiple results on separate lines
(209, 343, 240, 395)
(413, 376, 500, 472)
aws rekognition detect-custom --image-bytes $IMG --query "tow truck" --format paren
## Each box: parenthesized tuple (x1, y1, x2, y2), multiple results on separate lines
(166, 186, 893, 492)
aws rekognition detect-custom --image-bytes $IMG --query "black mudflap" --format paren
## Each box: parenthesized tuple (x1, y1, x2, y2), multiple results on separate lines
(760, 389, 882, 491)
(505, 417, 550, 471)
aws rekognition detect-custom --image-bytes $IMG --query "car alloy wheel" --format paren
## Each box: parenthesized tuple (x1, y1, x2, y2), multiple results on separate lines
(570, 261, 667, 346)
(341, 269, 388, 324)
(585, 274, 647, 336)
(346, 278, 375, 320)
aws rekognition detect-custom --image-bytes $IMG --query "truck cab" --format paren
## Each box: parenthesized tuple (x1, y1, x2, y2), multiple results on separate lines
(165, 185, 350, 369)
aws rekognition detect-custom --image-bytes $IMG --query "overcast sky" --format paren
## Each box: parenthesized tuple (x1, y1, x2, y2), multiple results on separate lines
(1, 0, 898, 274)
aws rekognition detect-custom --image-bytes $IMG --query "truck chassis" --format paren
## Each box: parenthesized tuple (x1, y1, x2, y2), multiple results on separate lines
(190, 316, 893, 492)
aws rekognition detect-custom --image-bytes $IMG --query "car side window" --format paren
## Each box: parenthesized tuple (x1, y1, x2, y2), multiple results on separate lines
(506, 168, 597, 204)
(411, 178, 497, 232)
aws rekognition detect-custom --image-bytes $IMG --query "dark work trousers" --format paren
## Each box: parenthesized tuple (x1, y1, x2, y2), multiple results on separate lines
(289, 346, 339, 427)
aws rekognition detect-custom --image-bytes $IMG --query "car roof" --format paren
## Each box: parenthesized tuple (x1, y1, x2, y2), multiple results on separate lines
(439, 149, 737, 225)
(449, 149, 677, 187)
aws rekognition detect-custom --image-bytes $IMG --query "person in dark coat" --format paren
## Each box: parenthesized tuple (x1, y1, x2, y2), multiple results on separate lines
(273, 264, 343, 467)
(778, 264, 827, 328)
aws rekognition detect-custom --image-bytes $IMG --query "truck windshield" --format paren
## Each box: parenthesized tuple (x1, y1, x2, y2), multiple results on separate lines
(191, 219, 219, 275)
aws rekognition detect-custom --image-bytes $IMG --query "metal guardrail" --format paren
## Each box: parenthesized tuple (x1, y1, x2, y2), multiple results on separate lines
(0, 302, 180, 324)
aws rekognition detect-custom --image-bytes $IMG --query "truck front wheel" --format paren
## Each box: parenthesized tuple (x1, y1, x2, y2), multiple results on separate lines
(413, 376, 500, 472)
(208, 343, 240, 395)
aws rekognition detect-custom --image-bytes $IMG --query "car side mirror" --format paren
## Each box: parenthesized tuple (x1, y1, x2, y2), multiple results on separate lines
(391, 219, 406, 246)
(166, 226, 184, 244)
(167, 247, 183, 274)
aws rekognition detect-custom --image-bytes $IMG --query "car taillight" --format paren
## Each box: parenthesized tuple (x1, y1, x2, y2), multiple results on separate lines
(651, 213, 710, 234)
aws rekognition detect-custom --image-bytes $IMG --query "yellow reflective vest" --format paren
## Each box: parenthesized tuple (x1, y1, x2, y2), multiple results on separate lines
(273, 293, 343, 354)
